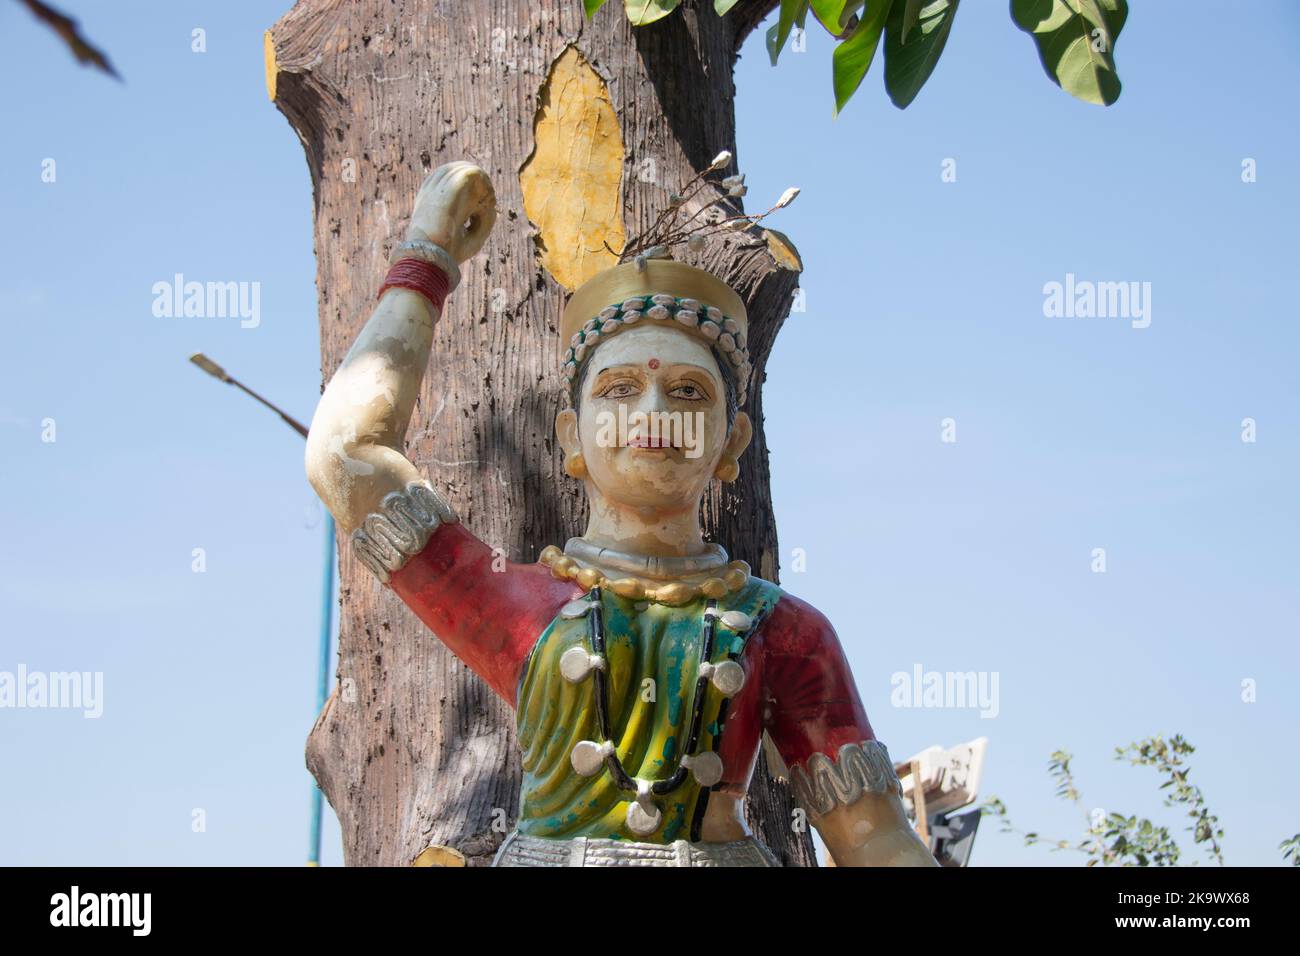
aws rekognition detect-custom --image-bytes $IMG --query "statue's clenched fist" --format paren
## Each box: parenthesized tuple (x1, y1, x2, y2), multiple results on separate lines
(407, 161, 497, 264)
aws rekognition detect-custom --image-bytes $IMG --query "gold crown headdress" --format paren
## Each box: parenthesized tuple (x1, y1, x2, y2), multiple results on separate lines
(559, 152, 799, 409)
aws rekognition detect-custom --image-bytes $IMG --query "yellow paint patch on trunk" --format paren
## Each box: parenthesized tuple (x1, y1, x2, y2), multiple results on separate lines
(411, 845, 467, 867)
(519, 47, 625, 292)
(762, 228, 804, 273)
(263, 30, 277, 102)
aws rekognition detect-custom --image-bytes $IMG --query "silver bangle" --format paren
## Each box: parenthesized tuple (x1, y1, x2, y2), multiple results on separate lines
(389, 239, 461, 290)
(789, 740, 903, 818)
(350, 479, 458, 584)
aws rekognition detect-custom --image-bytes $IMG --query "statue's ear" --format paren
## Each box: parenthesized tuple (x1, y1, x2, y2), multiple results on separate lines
(555, 408, 580, 455)
(724, 411, 753, 462)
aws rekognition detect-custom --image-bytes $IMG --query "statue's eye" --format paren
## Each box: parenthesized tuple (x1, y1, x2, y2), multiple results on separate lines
(601, 381, 640, 399)
(668, 382, 708, 401)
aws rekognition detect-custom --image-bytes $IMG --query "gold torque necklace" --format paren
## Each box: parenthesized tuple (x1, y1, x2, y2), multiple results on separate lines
(539, 540, 750, 606)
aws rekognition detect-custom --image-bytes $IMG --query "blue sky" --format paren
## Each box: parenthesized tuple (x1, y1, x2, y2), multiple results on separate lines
(1, 1, 1296, 867)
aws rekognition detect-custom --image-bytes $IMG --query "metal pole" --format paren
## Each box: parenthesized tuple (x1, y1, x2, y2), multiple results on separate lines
(188, 352, 334, 866)
(308, 512, 336, 866)
(229, 378, 309, 438)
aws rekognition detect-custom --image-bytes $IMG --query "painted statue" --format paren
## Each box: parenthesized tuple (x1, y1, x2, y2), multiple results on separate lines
(305, 161, 936, 867)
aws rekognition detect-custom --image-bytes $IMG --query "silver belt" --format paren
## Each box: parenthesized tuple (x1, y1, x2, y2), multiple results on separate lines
(492, 831, 781, 868)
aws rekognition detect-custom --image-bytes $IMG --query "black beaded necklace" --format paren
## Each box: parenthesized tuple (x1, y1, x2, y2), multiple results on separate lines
(565, 586, 769, 836)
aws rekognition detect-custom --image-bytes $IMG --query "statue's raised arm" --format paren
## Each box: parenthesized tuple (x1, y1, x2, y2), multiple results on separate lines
(305, 163, 571, 700)
(305, 161, 494, 532)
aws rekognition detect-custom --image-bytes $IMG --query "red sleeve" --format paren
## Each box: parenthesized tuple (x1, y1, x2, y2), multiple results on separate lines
(760, 593, 875, 770)
(387, 523, 578, 702)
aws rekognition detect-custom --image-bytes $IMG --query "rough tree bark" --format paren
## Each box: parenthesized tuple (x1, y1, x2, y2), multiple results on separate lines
(266, 0, 810, 866)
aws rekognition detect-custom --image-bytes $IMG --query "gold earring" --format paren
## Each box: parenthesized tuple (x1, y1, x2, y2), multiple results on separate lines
(714, 456, 739, 483)
(564, 451, 588, 479)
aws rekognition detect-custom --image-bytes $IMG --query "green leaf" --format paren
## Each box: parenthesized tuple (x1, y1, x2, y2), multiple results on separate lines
(900, 0, 924, 42)
(831, 0, 893, 114)
(1011, 0, 1127, 106)
(623, 0, 681, 26)
(585, 0, 609, 15)
(767, 0, 810, 65)
(885, 0, 959, 109)
(715, 0, 743, 13)
(810, 0, 865, 36)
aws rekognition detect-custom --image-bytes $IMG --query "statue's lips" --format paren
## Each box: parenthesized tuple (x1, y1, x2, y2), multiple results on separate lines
(623, 436, 679, 450)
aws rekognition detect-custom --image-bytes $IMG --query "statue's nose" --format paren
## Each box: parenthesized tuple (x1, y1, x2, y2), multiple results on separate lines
(640, 381, 670, 414)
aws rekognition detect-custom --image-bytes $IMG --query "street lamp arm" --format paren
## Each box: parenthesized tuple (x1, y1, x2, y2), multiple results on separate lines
(188, 352, 309, 438)
(229, 379, 309, 438)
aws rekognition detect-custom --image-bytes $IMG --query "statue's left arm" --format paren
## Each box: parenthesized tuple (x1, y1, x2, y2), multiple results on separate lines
(761, 595, 938, 867)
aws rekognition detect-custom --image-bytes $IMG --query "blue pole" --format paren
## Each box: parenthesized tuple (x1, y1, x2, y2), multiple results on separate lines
(308, 512, 336, 865)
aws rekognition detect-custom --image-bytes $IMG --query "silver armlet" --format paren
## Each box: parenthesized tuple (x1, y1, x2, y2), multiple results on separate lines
(790, 740, 903, 818)
(389, 239, 462, 291)
(350, 480, 458, 584)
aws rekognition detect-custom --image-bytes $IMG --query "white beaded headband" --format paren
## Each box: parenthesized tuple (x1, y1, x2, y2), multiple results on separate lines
(561, 293, 751, 407)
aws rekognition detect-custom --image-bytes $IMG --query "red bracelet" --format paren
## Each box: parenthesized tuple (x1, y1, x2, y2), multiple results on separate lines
(378, 258, 450, 311)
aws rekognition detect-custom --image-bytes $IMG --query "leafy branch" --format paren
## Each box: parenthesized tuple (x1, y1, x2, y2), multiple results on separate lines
(583, 0, 1127, 114)
(1281, 834, 1300, 867)
(983, 736, 1246, 867)
(984, 749, 1181, 866)
(1115, 735, 1225, 866)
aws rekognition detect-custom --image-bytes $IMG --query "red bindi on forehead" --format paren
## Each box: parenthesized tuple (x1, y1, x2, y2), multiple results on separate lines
(647, 358, 660, 370)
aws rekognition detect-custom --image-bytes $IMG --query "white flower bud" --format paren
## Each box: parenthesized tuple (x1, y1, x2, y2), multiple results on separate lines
(708, 150, 733, 171)
(776, 186, 800, 208)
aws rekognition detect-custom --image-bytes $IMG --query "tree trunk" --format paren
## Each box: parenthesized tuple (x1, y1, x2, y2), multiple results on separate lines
(266, 0, 811, 866)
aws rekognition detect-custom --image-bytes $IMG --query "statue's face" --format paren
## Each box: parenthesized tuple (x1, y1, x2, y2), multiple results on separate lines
(558, 323, 747, 512)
